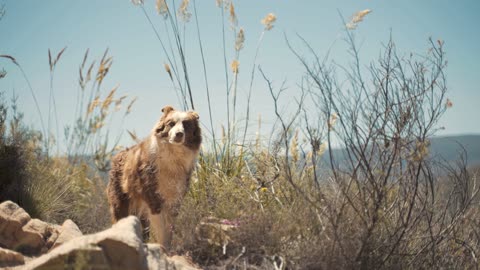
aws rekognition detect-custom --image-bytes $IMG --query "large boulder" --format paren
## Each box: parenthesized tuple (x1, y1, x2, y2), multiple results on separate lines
(0, 201, 59, 255)
(22, 216, 147, 270)
(0, 202, 202, 270)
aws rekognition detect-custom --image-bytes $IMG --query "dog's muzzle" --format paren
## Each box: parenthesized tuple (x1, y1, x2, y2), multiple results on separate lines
(172, 132, 184, 143)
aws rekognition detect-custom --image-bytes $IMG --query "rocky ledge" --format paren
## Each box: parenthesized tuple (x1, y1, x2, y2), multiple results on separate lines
(0, 201, 199, 270)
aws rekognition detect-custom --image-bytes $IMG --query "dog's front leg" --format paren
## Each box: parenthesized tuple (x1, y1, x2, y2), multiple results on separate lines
(149, 210, 173, 249)
(141, 186, 173, 248)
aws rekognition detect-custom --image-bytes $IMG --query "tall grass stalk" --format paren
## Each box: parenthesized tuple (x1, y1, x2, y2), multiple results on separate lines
(219, 2, 232, 166)
(47, 47, 66, 156)
(241, 30, 265, 148)
(0, 55, 47, 148)
(165, 1, 195, 110)
(192, 0, 218, 161)
(139, 4, 188, 109)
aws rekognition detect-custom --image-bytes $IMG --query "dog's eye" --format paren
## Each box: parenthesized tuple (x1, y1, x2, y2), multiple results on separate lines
(169, 122, 175, 127)
(156, 126, 164, 133)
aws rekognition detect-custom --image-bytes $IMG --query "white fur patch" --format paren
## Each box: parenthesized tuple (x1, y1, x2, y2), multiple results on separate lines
(170, 111, 189, 122)
(149, 135, 158, 154)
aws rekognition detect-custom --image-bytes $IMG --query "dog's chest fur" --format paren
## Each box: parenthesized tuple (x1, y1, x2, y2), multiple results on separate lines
(153, 143, 197, 206)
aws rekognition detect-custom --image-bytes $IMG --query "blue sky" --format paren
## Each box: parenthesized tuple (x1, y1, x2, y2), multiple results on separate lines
(1, 0, 479, 149)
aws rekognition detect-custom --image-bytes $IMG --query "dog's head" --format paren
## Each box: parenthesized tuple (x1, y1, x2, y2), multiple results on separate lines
(153, 105, 202, 150)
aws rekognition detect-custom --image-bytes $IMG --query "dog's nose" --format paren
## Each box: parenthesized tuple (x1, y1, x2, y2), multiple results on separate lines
(173, 132, 184, 143)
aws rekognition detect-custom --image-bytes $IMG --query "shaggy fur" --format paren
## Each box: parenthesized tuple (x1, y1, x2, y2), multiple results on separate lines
(107, 105, 201, 248)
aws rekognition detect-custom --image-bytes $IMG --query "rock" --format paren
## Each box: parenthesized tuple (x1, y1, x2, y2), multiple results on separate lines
(23, 218, 50, 236)
(0, 210, 200, 270)
(45, 225, 61, 251)
(51, 219, 82, 250)
(22, 216, 148, 270)
(0, 200, 31, 248)
(0, 201, 60, 255)
(195, 216, 237, 247)
(0, 247, 24, 268)
(0, 201, 31, 227)
(14, 219, 50, 254)
(146, 244, 201, 270)
(30, 247, 108, 270)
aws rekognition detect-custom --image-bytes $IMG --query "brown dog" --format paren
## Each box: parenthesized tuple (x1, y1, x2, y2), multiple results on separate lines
(107, 105, 201, 248)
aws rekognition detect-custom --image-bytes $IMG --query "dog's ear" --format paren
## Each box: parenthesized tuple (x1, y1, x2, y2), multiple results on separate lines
(161, 105, 175, 115)
(189, 111, 199, 120)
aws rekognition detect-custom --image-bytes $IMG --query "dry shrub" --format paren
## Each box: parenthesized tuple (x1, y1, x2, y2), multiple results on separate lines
(21, 157, 110, 233)
(0, 93, 110, 233)
(170, 32, 480, 269)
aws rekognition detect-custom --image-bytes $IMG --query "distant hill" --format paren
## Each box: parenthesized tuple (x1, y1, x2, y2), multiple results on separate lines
(319, 134, 480, 168)
(429, 134, 480, 167)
